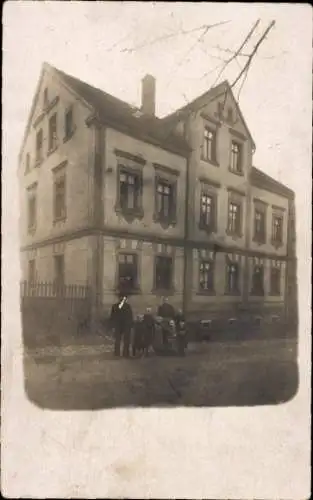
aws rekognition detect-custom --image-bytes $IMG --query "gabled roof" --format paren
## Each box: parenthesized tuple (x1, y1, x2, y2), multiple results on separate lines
(251, 166, 294, 200)
(162, 80, 255, 149)
(51, 65, 190, 156)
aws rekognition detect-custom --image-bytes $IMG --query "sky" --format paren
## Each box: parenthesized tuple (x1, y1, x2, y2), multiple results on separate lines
(3, 2, 312, 189)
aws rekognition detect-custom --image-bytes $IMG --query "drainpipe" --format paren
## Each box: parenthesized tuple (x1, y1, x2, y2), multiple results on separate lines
(183, 119, 191, 319)
(86, 114, 104, 333)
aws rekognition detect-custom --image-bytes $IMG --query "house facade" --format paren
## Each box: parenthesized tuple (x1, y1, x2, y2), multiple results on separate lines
(19, 63, 296, 323)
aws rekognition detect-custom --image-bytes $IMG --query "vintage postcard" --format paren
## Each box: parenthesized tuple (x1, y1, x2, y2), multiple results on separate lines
(2, 2, 311, 498)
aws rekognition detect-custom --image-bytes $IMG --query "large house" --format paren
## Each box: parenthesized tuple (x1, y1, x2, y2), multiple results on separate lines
(18, 62, 296, 324)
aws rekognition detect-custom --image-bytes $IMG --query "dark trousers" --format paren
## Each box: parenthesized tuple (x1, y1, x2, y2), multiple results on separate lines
(114, 328, 131, 357)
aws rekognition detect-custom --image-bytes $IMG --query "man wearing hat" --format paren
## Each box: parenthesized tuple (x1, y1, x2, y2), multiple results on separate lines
(109, 292, 134, 358)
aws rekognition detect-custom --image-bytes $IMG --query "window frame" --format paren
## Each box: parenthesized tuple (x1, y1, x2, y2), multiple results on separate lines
(270, 261, 281, 296)
(35, 128, 43, 164)
(154, 254, 174, 292)
(117, 251, 139, 294)
(53, 163, 67, 223)
(48, 112, 58, 153)
(64, 105, 75, 142)
(199, 188, 217, 233)
(225, 259, 241, 295)
(27, 184, 37, 232)
(115, 164, 144, 221)
(202, 126, 217, 164)
(227, 200, 242, 237)
(253, 206, 267, 244)
(271, 213, 284, 247)
(198, 258, 215, 294)
(251, 263, 265, 296)
(229, 140, 243, 175)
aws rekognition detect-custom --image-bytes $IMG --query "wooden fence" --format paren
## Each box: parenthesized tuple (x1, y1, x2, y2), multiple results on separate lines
(20, 281, 92, 347)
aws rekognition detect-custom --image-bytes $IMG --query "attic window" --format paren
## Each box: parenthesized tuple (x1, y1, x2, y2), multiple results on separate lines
(227, 107, 233, 123)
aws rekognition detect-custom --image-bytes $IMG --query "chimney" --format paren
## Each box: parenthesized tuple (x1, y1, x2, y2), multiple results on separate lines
(141, 74, 156, 116)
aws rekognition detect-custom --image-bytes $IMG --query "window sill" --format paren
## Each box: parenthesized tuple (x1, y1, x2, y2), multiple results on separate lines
(269, 292, 281, 297)
(115, 205, 144, 222)
(201, 157, 219, 168)
(47, 145, 58, 157)
(252, 237, 266, 246)
(197, 290, 216, 296)
(226, 230, 243, 239)
(199, 224, 217, 234)
(153, 215, 177, 229)
(152, 288, 175, 296)
(53, 217, 67, 225)
(250, 291, 265, 297)
(228, 167, 244, 177)
(271, 240, 283, 249)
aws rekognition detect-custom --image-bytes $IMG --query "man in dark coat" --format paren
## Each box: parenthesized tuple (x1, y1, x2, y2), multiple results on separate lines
(157, 297, 176, 320)
(109, 293, 133, 358)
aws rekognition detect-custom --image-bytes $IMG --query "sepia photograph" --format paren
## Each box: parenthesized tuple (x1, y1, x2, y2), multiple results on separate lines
(2, 3, 311, 497)
(13, 5, 302, 411)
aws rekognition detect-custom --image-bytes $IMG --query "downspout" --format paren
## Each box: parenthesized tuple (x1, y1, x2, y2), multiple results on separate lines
(86, 114, 104, 331)
(183, 120, 191, 318)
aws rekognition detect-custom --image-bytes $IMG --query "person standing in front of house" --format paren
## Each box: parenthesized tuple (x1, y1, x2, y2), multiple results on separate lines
(109, 293, 134, 358)
(157, 297, 176, 346)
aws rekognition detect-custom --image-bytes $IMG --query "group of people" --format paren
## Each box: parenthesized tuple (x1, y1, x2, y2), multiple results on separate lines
(109, 294, 187, 359)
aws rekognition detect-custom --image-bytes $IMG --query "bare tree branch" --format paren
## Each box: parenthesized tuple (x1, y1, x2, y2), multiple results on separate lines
(120, 20, 231, 53)
(211, 19, 260, 87)
(230, 20, 276, 89)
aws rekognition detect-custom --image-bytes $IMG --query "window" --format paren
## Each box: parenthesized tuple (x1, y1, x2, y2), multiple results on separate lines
(48, 113, 58, 151)
(199, 260, 214, 292)
(118, 253, 138, 292)
(155, 255, 173, 290)
(28, 259, 36, 284)
(227, 201, 241, 236)
(64, 107, 74, 140)
(254, 209, 266, 243)
(251, 264, 264, 296)
(203, 127, 216, 162)
(53, 173, 66, 220)
(227, 107, 233, 123)
(54, 254, 65, 287)
(35, 129, 43, 163)
(156, 180, 175, 221)
(226, 262, 240, 294)
(200, 192, 216, 231)
(270, 265, 281, 295)
(272, 215, 283, 245)
(230, 141, 242, 173)
(27, 186, 37, 231)
(119, 170, 141, 212)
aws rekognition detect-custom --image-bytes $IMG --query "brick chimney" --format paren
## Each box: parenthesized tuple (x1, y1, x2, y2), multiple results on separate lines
(141, 74, 156, 116)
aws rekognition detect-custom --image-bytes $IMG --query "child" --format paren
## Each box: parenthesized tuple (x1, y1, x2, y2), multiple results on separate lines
(175, 310, 187, 356)
(132, 314, 145, 357)
(142, 307, 155, 357)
